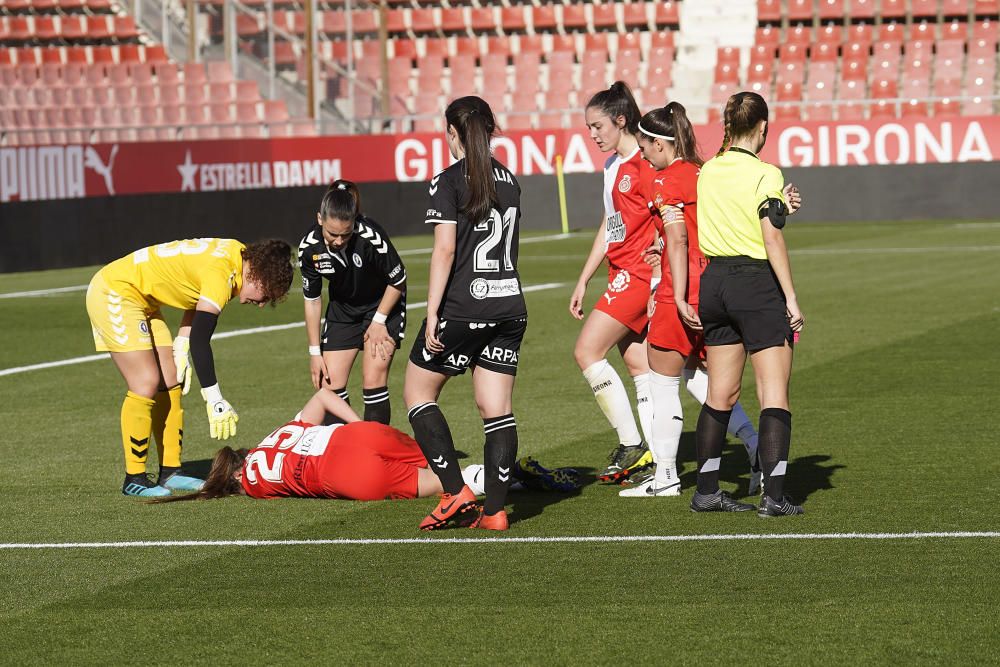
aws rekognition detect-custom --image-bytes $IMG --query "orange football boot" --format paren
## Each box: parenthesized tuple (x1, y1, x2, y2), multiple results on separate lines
(419, 485, 479, 531)
(472, 509, 509, 531)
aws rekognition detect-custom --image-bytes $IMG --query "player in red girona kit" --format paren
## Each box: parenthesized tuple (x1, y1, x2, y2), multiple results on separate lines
(619, 102, 762, 499)
(152, 388, 579, 504)
(569, 82, 659, 484)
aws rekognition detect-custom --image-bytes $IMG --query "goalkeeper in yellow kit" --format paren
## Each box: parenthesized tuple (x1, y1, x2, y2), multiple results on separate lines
(86, 238, 294, 497)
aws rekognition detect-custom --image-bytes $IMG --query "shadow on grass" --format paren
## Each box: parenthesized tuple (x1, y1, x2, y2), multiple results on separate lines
(508, 467, 597, 525)
(677, 433, 844, 502)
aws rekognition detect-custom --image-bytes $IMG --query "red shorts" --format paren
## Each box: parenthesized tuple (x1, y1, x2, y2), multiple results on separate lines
(593, 267, 650, 335)
(318, 422, 428, 501)
(647, 299, 705, 359)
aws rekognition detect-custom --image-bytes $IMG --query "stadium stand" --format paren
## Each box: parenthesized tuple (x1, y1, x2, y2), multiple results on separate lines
(0, 0, 313, 143)
(5, 0, 1000, 142)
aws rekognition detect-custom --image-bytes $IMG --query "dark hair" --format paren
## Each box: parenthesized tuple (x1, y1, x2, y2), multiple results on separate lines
(718, 91, 769, 156)
(445, 96, 498, 224)
(242, 239, 294, 306)
(586, 81, 640, 135)
(638, 101, 703, 167)
(319, 179, 361, 221)
(148, 447, 248, 503)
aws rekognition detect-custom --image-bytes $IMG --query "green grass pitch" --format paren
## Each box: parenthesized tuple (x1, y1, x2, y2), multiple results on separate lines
(1, 220, 998, 664)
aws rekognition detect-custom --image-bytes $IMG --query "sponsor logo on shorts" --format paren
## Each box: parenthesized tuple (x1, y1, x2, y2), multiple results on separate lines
(302, 276, 310, 290)
(352, 253, 362, 268)
(138, 321, 149, 336)
(481, 346, 518, 364)
(604, 294, 616, 305)
(469, 278, 521, 300)
(618, 174, 632, 193)
(447, 354, 471, 367)
(608, 269, 631, 293)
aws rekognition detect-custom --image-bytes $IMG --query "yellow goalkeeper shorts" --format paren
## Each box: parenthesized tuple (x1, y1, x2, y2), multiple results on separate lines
(86, 271, 171, 353)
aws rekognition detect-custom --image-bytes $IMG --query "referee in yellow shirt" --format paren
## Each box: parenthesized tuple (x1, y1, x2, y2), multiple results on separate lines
(86, 238, 294, 497)
(684, 92, 805, 517)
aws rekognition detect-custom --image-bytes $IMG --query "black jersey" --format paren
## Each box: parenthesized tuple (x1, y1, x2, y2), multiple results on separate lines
(298, 215, 406, 323)
(423, 158, 526, 322)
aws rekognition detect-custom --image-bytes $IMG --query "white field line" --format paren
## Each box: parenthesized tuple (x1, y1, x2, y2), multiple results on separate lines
(2, 531, 998, 550)
(0, 233, 582, 300)
(0, 282, 567, 378)
(791, 245, 1000, 256)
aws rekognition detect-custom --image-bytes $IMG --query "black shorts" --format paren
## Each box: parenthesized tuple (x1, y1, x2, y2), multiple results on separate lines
(321, 305, 406, 352)
(408, 317, 527, 376)
(698, 256, 792, 352)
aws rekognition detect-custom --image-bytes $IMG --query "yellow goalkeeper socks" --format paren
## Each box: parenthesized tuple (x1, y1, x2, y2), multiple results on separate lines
(121, 391, 155, 475)
(152, 386, 184, 469)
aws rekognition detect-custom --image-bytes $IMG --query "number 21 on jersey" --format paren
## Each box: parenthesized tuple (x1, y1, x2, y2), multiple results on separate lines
(473, 207, 517, 273)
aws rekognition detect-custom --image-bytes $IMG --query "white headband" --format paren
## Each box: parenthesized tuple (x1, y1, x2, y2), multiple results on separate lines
(638, 122, 674, 141)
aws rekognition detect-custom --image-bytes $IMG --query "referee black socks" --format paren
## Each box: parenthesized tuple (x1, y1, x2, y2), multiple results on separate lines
(695, 404, 731, 495)
(758, 408, 792, 502)
(408, 402, 464, 494)
(483, 414, 518, 516)
(363, 386, 390, 425)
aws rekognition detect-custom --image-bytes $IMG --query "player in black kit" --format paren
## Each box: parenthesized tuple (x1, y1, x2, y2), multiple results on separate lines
(298, 180, 407, 425)
(403, 96, 527, 532)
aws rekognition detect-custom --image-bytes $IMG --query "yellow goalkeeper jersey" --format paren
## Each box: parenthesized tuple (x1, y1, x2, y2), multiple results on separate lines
(100, 238, 245, 312)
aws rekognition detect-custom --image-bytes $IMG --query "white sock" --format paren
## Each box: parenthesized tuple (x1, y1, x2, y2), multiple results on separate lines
(582, 360, 642, 447)
(729, 403, 760, 468)
(649, 370, 683, 484)
(683, 368, 759, 468)
(632, 373, 653, 445)
(461, 464, 486, 496)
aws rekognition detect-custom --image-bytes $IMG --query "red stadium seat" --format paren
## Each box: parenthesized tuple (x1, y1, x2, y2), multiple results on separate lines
(786, 25, 812, 46)
(470, 8, 494, 34)
(934, 78, 962, 115)
(517, 33, 543, 55)
(592, 4, 618, 31)
(40, 47, 64, 65)
(145, 44, 168, 64)
(747, 60, 773, 84)
(500, 6, 526, 33)
(9, 17, 31, 42)
(531, 6, 557, 33)
(758, 0, 782, 23)
(811, 42, 838, 62)
(550, 33, 576, 53)
(113, 15, 140, 41)
(118, 43, 142, 64)
(440, 8, 466, 35)
(880, 21, 905, 42)
(756, 25, 781, 47)
(655, 2, 680, 27)
(941, 20, 969, 40)
(779, 43, 807, 64)
(715, 62, 739, 84)
(943, 0, 970, 16)
(87, 16, 111, 42)
(623, 3, 650, 30)
(384, 9, 405, 34)
(35, 16, 60, 42)
(817, 0, 846, 21)
(881, 0, 907, 19)
(650, 30, 675, 50)
(845, 23, 874, 46)
(910, 0, 939, 19)
(717, 46, 740, 68)
(973, 18, 1000, 41)
(453, 37, 479, 57)
(787, 0, 813, 23)
(815, 23, 842, 44)
(563, 4, 589, 32)
(850, 0, 876, 20)
(91, 45, 115, 65)
(909, 20, 935, 41)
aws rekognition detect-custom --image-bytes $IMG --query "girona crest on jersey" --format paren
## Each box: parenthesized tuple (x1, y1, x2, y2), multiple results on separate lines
(609, 269, 631, 293)
(618, 174, 632, 193)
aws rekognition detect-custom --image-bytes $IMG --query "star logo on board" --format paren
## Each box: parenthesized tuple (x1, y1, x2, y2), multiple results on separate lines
(178, 151, 199, 192)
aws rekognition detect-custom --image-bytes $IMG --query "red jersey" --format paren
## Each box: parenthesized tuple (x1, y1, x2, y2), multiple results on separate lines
(241, 421, 344, 498)
(603, 148, 657, 283)
(646, 159, 705, 304)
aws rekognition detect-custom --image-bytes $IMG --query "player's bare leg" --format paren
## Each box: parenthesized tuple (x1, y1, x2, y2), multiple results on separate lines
(322, 348, 360, 423)
(361, 338, 395, 424)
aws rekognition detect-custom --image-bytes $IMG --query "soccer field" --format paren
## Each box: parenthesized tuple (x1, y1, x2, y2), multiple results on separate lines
(1, 220, 999, 664)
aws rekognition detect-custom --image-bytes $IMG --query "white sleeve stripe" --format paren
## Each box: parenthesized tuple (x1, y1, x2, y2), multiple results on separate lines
(303, 295, 322, 301)
(391, 275, 407, 286)
(199, 296, 223, 311)
(425, 219, 458, 225)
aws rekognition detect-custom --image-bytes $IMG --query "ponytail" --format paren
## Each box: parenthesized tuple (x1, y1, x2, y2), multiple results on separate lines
(585, 81, 640, 135)
(319, 179, 362, 221)
(717, 91, 769, 156)
(148, 447, 248, 503)
(638, 101, 703, 167)
(445, 95, 498, 223)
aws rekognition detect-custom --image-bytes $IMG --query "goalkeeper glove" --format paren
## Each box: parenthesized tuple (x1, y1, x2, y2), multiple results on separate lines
(201, 384, 239, 440)
(172, 335, 192, 395)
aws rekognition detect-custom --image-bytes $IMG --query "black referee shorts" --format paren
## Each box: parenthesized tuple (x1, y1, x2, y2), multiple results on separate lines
(321, 305, 406, 352)
(698, 256, 793, 352)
